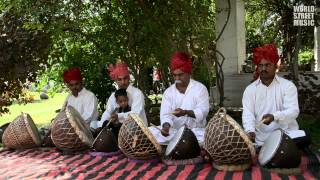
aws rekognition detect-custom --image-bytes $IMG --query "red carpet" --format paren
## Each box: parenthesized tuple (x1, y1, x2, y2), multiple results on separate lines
(0, 148, 319, 179)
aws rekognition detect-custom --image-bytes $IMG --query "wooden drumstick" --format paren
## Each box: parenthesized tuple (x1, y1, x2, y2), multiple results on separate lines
(150, 123, 169, 136)
(255, 118, 268, 128)
(162, 112, 175, 116)
(106, 118, 113, 127)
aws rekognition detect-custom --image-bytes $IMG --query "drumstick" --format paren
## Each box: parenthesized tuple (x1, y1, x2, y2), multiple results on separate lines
(106, 118, 113, 127)
(162, 112, 174, 116)
(255, 118, 268, 128)
(106, 109, 118, 127)
(150, 123, 169, 136)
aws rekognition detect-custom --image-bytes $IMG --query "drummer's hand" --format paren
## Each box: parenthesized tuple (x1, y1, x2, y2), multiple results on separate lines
(262, 114, 274, 125)
(172, 108, 186, 117)
(111, 113, 118, 122)
(161, 123, 170, 137)
(247, 132, 256, 142)
(95, 127, 102, 134)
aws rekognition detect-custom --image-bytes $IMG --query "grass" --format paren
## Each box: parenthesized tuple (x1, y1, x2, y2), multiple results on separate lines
(298, 114, 320, 150)
(0, 92, 68, 128)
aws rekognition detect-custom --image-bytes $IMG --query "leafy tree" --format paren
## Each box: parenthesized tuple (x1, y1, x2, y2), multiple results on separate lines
(1, 0, 217, 114)
(245, 0, 315, 82)
(0, 10, 51, 115)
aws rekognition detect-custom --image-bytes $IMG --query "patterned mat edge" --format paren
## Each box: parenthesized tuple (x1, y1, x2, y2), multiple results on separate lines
(305, 148, 320, 179)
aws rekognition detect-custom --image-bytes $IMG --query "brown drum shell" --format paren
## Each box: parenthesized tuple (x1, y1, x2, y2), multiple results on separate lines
(2, 114, 41, 149)
(166, 127, 200, 160)
(0, 123, 10, 144)
(265, 132, 301, 168)
(92, 127, 119, 152)
(51, 106, 93, 151)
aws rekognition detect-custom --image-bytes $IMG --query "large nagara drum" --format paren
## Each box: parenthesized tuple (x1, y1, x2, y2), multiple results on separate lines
(204, 107, 256, 171)
(118, 113, 162, 160)
(258, 129, 301, 169)
(51, 106, 94, 151)
(2, 113, 41, 149)
(92, 126, 119, 152)
(165, 125, 200, 160)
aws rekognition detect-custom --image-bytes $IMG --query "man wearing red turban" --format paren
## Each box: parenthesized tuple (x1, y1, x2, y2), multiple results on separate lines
(62, 67, 99, 126)
(90, 62, 147, 133)
(149, 52, 209, 147)
(242, 44, 310, 150)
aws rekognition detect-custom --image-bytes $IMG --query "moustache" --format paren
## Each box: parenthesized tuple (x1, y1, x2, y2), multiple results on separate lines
(175, 80, 182, 84)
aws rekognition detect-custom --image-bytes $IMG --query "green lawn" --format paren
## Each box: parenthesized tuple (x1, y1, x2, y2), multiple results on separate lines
(0, 92, 68, 128)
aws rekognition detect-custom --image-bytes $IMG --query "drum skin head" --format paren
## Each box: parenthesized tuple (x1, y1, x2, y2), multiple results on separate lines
(166, 126, 186, 156)
(258, 129, 282, 166)
(65, 106, 94, 146)
(24, 113, 42, 146)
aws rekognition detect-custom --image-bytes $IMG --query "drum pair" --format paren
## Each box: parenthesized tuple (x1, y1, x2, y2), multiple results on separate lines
(204, 107, 301, 172)
(118, 113, 202, 161)
(1, 106, 93, 151)
(52, 107, 159, 156)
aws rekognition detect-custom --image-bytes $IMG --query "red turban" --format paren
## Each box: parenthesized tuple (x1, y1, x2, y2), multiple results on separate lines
(252, 44, 279, 80)
(108, 62, 129, 80)
(170, 51, 192, 73)
(63, 67, 82, 83)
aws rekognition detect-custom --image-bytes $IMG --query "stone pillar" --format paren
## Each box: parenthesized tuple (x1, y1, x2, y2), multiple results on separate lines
(216, 0, 246, 74)
(214, 0, 247, 107)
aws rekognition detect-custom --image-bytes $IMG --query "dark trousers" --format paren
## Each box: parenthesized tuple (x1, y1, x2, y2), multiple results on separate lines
(292, 131, 312, 150)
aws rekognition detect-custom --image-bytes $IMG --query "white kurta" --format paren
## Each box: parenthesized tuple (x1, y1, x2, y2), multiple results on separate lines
(95, 84, 147, 128)
(151, 79, 209, 145)
(63, 88, 99, 125)
(242, 75, 302, 146)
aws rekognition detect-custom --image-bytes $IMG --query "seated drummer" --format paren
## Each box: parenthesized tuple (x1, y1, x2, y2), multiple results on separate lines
(62, 67, 99, 126)
(242, 44, 311, 149)
(97, 89, 131, 138)
(90, 61, 147, 131)
(159, 51, 209, 144)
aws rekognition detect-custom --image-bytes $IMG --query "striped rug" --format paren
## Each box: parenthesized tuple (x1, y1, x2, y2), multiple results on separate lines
(0, 148, 319, 179)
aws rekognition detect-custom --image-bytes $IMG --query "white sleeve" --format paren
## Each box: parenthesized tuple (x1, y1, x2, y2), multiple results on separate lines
(160, 91, 173, 127)
(273, 83, 299, 124)
(61, 94, 70, 111)
(99, 95, 116, 127)
(192, 86, 209, 123)
(118, 112, 130, 123)
(130, 91, 145, 116)
(81, 94, 98, 123)
(242, 87, 256, 133)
